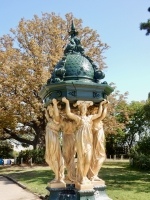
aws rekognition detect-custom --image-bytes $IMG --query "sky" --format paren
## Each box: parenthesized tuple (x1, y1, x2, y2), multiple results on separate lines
(0, 0, 150, 103)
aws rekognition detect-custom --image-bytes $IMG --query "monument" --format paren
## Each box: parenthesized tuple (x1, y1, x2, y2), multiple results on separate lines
(39, 21, 113, 200)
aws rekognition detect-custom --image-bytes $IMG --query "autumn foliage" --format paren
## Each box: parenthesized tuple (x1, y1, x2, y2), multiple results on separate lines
(0, 13, 125, 149)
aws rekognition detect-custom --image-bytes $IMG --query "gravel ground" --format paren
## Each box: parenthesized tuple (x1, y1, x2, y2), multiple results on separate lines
(0, 175, 41, 200)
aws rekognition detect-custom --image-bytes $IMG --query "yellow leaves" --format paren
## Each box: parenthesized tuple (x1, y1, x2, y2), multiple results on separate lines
(4, 101, 12, 108)
(0, 12, 112, 138)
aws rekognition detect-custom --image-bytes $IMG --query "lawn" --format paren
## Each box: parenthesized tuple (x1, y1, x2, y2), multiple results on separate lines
(0, 161, 150, 200)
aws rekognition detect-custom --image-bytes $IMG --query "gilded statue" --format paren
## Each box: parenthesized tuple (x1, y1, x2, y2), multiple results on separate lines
(62, 97, 107, 185)
(88, 101, 109, 181)
(45, 99, 65, 184)
(61, 118, 76, 182)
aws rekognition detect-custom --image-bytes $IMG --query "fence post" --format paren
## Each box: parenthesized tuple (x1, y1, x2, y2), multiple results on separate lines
(30, 157, 32, 166)
(129, 158, 133, 166)
(114, 155, 116, 160)
(21, 158, 23, 165)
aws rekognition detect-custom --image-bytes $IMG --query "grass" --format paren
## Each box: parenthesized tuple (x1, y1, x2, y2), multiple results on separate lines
(0, 165, 53, 196)
(0, 162, 150, 200)
(99, 162, 150, 200)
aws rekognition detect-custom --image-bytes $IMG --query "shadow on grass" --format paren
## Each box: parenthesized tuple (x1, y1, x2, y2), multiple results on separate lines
(99, 162, 150, 194)
(8, 169, 55, 186)
(2, 162, 150, 196)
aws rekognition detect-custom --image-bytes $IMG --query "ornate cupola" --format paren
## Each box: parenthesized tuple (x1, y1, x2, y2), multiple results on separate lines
(39, 21, 113, 107)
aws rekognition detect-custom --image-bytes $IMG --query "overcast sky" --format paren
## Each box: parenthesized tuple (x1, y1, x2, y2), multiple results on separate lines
(0, 0, 150, 102)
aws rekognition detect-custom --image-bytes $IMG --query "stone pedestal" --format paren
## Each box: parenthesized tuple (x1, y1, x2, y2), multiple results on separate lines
(77, 189, 95, 200)
(94, 185, 112, 200)
(48, 182, 66, 189)
(46, 185, 76, 200)
(45, 184, 112, 200)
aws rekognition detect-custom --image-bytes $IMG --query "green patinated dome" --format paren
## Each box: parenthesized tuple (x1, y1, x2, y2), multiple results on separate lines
(54, 53, 94, 82)
(65, 54, 94, 80)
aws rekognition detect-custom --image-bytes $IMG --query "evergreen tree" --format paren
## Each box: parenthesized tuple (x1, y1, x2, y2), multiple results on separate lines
(140, 7, 150, 35)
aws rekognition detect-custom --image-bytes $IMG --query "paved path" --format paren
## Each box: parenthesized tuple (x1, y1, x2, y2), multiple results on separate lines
(0, 176, 41, 200)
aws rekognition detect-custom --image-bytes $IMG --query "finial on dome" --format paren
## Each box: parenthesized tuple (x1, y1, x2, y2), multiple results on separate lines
(69, 20, 78, 37)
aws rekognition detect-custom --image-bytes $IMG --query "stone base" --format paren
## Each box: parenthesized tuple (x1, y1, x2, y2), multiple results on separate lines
(92, 179, 105, 186)
(77, 189, 95, 200)
(75, 182, 94, 190)
(94, 185, 112, 200)
(46, 185, 76, 200)
(48, 181, 66, 188)
(45, 184, 112, 200)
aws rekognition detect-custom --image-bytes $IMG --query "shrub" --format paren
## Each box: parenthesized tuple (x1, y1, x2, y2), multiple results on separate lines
(17, 148, 45, 164)
(0, 141, 13, 158)
(130, 137, 150, 170)
(11, 150, 19, 158)
(130, 153, 150, 170)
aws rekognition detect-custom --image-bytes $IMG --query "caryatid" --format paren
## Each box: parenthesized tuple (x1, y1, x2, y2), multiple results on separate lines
(62, 97, 107, 185)
(45, 99, 65, 184)
(88, 100, 109, 181)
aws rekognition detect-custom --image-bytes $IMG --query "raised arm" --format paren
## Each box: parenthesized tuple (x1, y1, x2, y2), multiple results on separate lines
(62, 97, 80, 123)
(99, 102, 109, 120)
(45, 108, 50, 121)
(93, 101, 109, 123)
(91, 99, 107, 121)
(52, 99, 60, 123)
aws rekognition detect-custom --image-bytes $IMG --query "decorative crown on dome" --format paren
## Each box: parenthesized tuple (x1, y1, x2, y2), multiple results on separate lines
(69, 21, 78, 37)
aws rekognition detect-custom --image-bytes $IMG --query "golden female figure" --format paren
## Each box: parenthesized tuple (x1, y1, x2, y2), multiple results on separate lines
(45, 99, 64, 184)
(88, 101, 109, 181)
(62, 97, 106, 184)
(61, 119, 76, 182)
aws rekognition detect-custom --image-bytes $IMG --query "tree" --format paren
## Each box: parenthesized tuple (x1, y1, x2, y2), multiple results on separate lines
(104, 83, 128, 135)
(135, 135, 150, 156)
(95, 82, 129, 157)
(140, 7, 150, 35)
(130, 135, 150, 170)
(106, 101, 150, 156)
(143, 99, 150, 120)
(117, 101, 149, 151)
(0, 140, 13, 158)
(106, 128, 127, 157)
(0, 13, 111, 149)
(105, 86, 129, 156)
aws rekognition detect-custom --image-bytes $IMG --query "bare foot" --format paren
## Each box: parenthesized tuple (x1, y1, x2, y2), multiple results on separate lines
(50, 178, 65, 184)
(91, 176, 102, 181)
(50, 178, 57, 183)
(80, 177, 91, 184)
(59, 179, 65, 184)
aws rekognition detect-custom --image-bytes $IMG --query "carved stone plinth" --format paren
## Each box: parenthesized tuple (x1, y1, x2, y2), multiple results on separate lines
(46, 184, 76, 200)
(94, 185, 112, 200)
(77, 189, 95, 200)
(91, 179, 105, 186)
(75, 182, 94, 190)
(45, 184, 112, 200)
(48, 182, 66, 188)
